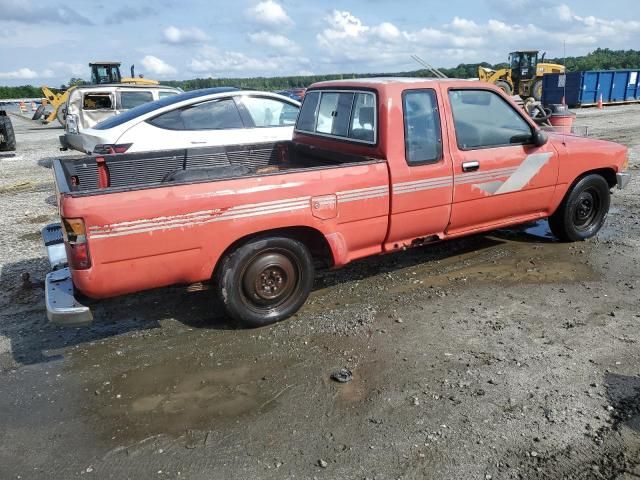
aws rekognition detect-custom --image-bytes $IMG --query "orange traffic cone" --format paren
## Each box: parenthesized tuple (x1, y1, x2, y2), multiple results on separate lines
(597, 93, 603, 109)
(31, 101, 37, 111)
(19, 100, 27, 113)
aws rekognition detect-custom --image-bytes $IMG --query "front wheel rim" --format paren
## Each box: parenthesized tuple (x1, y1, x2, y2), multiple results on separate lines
(573, 188, 600, 231)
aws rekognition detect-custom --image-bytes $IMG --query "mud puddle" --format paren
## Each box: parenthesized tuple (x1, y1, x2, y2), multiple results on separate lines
(74, 328, 387, 444)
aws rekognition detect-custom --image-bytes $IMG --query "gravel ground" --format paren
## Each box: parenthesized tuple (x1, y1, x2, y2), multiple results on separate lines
(0, 104, 639, 480)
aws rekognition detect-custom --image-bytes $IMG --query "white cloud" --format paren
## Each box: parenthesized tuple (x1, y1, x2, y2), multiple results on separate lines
(317, 10, 486, 66)
(246, 0, 293, 28)
(372, 22, 402, 42)
(0, 68, 39, 79)
(188, 46, 309, 77)
(318, 11, 369, 44)
(140, 55, 177, 76)
(162, 26, 209, 44)
(248, 31, 299, 51)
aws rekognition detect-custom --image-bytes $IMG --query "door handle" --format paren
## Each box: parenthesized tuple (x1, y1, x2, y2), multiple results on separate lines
(462, 161, 480, 172)
(190, 141, 207, 144)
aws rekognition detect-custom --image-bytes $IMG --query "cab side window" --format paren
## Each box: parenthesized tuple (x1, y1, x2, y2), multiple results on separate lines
(402, 90, 442, 165)
(449, 90, 532, 150)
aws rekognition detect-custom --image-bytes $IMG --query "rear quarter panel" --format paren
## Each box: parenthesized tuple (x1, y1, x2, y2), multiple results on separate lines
(61, 163, 390, 298)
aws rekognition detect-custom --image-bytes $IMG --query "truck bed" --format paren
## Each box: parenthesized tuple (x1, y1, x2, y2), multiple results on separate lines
(54, 141, 380, 195)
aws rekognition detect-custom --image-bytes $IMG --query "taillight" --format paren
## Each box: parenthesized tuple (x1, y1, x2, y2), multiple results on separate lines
(93, 143, 132, 154)
(62, 218, 91, 270)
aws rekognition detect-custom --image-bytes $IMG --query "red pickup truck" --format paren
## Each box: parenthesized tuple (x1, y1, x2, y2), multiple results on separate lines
(42, 78, 631, 327)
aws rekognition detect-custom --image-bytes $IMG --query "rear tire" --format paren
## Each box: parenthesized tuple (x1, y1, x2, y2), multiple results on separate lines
(548, 174, 610, 242)
(495, 80, 513, 96)
(215, 236, 315, 327)
(532, 79, 544, 102)
(0, 116, 16, 151)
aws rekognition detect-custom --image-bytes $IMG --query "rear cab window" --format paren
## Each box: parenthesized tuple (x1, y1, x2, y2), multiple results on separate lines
(295, 89, 377, 144)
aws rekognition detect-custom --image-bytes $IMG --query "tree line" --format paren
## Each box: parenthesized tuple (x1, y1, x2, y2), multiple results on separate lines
(2, 48, 639, 99)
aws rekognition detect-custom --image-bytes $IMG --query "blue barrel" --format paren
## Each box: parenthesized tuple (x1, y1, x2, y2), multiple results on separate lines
(542, 69, 640, 107)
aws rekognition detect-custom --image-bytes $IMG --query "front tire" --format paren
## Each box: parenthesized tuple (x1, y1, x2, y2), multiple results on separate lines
(548, 174, 610, 242)
(215, 236, 314, 327)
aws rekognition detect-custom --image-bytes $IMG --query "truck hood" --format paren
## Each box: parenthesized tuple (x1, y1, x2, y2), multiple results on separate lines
(547, 131, 628, 171)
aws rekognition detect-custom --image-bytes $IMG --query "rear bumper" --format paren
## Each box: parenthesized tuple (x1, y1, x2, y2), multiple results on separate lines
(45, 268, 93, 326)
(59, 133, 84, 153)
(42, 223, 93, 327)
(617, 172, 631, 190)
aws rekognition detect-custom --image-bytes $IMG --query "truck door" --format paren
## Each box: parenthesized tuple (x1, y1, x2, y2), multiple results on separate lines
(384, 88, 454, 250)
(444, 87, 559, 234)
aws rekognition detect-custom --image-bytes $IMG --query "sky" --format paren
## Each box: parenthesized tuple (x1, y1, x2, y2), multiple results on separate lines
(1, 0, 639, 86)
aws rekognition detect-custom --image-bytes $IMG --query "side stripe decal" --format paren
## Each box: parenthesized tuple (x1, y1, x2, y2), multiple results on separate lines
(88, 155, 548, 239)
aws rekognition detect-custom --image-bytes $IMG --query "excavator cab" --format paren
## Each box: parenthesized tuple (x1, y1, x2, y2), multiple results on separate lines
(89, 62, 122, 85)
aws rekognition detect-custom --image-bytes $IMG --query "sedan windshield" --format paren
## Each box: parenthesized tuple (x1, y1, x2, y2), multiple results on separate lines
(93, 87, 239, 130)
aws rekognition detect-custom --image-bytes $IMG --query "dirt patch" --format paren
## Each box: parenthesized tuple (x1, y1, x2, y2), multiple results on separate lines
(19, 231, 41, 242)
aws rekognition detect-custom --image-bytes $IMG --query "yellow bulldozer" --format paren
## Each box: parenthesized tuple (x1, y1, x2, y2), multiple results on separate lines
(478, 50, 565, 101)
(41, 62, 158, 126)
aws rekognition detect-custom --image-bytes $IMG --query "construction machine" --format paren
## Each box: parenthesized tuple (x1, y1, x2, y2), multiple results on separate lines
(41, 62, 159, 127)
(478, 50, 565, 101)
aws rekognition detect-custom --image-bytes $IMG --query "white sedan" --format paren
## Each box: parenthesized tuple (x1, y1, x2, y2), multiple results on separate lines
(81, 87, 300, 154)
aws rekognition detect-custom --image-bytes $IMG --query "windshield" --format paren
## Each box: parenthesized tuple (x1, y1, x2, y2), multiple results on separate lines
(93, 87, 239, 130)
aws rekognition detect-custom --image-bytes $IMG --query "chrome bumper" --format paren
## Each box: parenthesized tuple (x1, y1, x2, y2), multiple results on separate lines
(45, 268, 93, 326)
(617, 172, 631, 190)
(42, 223, 93, 326)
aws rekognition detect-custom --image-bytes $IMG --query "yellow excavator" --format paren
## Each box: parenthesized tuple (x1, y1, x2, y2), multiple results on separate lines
(41, 62, 158, 126)
(478, 50, 565, 101)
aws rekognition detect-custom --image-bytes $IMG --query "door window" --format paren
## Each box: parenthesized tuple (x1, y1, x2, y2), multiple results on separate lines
(148, 98, 243, 130)
(159, 91, 178, 99)
(240, 96, 299, 127)
(402, 90, 442, 165)
(118, 91, 153, 109)
(449, 89, 532, 150)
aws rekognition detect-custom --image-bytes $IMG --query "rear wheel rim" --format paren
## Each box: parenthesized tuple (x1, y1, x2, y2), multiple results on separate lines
(573, 188, 600, 231)
(240, 249, 300, 312)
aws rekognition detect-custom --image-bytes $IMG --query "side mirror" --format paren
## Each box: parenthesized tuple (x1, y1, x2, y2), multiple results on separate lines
(532, 129, 548, 147)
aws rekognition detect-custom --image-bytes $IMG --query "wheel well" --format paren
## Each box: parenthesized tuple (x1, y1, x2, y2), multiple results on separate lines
(212, 226, 334, 279)
(575, 168, 617, 189)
